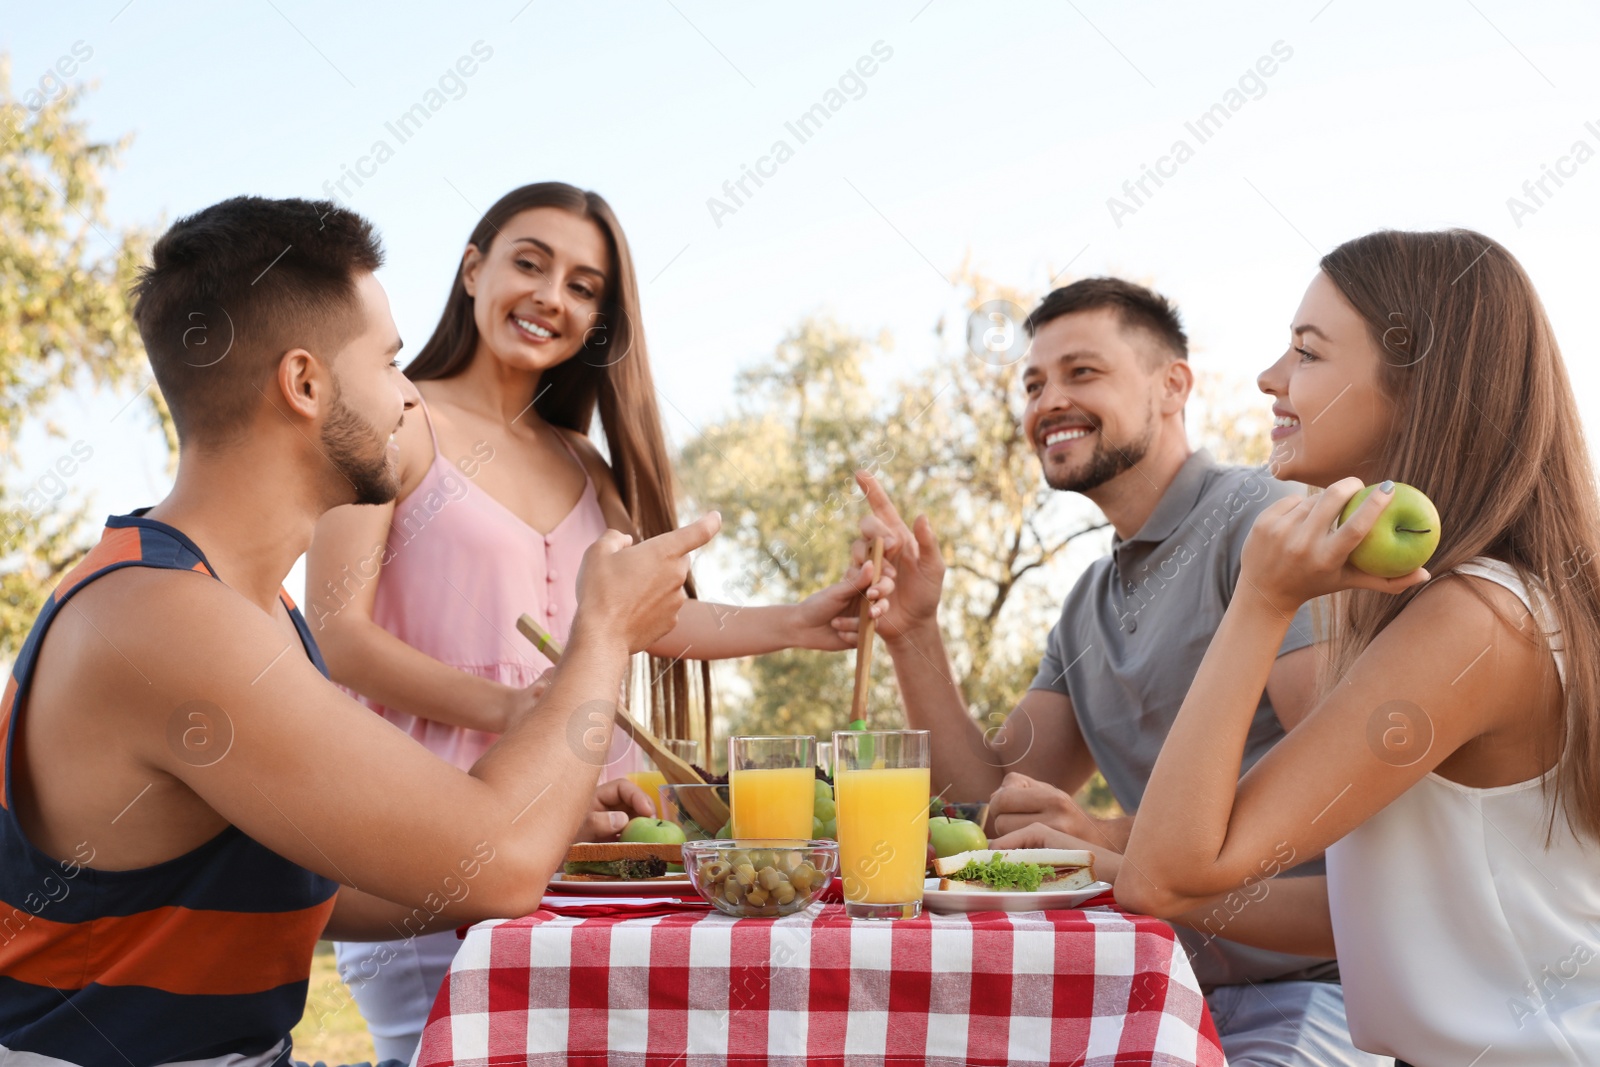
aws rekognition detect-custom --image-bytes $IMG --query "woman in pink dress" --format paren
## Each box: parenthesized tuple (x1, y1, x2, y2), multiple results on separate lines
(305, 182, 882, 1061)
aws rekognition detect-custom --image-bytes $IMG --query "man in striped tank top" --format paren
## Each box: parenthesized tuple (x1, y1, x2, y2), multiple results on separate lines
(0, 196, 719, 1065)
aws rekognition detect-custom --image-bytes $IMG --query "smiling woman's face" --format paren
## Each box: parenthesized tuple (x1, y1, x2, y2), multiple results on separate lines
(1257, 270, 1396, 488)
(461, 206, 610, 373)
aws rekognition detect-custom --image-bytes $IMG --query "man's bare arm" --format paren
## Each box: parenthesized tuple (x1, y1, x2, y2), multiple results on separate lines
(846, 468, 1092, 800)
(66, 517, 719, 924)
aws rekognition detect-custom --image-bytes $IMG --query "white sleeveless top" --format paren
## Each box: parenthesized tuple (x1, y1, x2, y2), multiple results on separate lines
(1326, 558, 1600, 1065)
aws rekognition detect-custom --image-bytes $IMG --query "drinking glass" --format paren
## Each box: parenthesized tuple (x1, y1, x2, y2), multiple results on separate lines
(729, 736, 815, 840)
(627, 738, 702, 818)
(816, 740, 834, 778)
(832, 730, 931, 920)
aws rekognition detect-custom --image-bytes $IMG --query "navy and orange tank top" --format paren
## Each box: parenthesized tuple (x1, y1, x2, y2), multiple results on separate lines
(0, 513, 339, 1066)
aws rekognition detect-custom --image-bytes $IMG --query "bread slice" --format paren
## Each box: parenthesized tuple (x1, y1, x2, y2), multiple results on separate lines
(561, 841, 683, 881)
(566, 842, 684, 864)
(933, 847, 1096, 893)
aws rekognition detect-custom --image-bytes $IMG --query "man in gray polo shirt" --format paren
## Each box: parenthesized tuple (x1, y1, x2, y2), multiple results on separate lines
(851, 278, 1385, 1067)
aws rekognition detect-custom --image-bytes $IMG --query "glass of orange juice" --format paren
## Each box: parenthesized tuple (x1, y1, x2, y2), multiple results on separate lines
(626, 739, 700, 818)
(729, 736, 815, 839)
(833, 729, 930, 920)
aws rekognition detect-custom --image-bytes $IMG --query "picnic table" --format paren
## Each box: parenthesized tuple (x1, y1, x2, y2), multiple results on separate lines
(414, 889, 1225, 1066)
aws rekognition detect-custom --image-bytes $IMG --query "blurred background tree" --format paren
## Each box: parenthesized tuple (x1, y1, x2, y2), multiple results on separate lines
(1, 56, 173, 658)
(1193, 368, 1273, 467)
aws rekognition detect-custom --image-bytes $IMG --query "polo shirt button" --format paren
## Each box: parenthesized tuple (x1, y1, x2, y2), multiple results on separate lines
(547, 569, 557, 582)
(545, 603, 557, 617)
(1126, 618, 1137, 633)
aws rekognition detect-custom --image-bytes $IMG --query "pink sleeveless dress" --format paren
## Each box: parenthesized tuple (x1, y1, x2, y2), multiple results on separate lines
(353, 396, 617, 770)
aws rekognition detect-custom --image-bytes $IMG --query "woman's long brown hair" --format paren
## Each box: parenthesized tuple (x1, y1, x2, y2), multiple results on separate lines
(406, 182, 712, 750)
(1317, 229, 1600, 841)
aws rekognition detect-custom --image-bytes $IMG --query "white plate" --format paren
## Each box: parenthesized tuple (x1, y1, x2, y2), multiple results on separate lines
(546, 873, 696, 895)
(919, 877, 1113, 914)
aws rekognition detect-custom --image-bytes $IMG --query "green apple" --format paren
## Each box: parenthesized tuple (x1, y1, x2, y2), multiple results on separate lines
(620, 817, 686, 845)
(1339, 482, 1441, 578)
(928, 816, 987, 858)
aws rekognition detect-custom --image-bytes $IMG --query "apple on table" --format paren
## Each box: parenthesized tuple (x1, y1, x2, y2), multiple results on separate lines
(928, 815, 987, 859)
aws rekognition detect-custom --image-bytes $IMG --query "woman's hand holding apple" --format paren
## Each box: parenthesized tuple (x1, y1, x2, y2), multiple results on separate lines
(1240, 477, 1433, 617)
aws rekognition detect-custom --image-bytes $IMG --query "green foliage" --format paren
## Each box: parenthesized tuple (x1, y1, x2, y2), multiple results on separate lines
(679, 268, 1110, 750)
(1193, 369, 1273, 468)
(0, 55, 170, 656)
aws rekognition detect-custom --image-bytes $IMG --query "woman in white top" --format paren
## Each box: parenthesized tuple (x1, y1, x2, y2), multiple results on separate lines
(1098, 229, 1600, 1065)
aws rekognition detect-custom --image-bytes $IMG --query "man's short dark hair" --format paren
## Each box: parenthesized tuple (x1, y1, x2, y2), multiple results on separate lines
(1024, 276, 1188, 366)
(130, 196, 384, 446)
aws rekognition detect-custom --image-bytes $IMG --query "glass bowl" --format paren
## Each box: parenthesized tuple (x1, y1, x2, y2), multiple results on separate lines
(682, 839, 838, 918)
(657, 782, 731, 840)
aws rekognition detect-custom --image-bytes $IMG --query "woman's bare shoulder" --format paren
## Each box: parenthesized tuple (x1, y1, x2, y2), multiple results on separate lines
(554, 425, 609, 469)
(555, 426, 634, 532)
(1388, 567, 1557, 690)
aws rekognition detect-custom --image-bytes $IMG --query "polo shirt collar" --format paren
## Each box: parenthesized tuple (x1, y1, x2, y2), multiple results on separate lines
(1114, 448, 1219, 549)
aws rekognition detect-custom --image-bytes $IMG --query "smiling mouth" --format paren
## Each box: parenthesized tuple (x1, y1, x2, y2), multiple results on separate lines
(1040, 425, 1093, 452)
(511, 313, 557, 341)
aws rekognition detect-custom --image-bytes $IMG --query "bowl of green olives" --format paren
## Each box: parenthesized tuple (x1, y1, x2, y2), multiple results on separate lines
(682, 839, 838, 918)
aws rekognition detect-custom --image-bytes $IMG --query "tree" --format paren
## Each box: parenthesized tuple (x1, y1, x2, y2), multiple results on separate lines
(1193, 369, 1273, 468)
(677, 267, 1111, 764)
(1, 56, 171, 656)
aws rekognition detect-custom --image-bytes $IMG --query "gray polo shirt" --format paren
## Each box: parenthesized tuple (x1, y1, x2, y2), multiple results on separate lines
(1030, 449, 1335, 989)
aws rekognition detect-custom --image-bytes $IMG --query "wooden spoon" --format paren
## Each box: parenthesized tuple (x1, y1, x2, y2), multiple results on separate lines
(515, 614, 731, 833)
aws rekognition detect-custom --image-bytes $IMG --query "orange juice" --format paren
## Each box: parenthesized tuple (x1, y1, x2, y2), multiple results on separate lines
(835, 766, 930, 904)
(729, 767, 815, 839)
(625, 771, 669, 818)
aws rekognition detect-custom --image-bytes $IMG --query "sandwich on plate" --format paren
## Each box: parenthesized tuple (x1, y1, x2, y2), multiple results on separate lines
(561, 841, 684, 882)
(931, 848, 1096, 893)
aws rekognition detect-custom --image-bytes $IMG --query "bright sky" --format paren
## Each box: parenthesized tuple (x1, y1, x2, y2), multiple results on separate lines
(6, 0, 1599, 603)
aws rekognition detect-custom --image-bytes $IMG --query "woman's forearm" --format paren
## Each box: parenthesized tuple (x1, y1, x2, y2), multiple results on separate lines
(1168, 874, 1335, 959)
(319, 617, 517, 734)
(1120, 589, 1294, 908)
(647, 599, 801, 660)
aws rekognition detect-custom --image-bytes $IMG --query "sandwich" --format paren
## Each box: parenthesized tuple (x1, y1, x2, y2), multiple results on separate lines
(931, 848, 1096, 893)
(561, 841, 684, 882)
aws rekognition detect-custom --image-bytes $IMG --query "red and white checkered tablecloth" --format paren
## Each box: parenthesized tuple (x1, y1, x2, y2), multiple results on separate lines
(415, 899, 1225, 1067)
